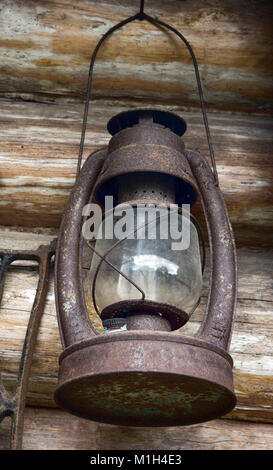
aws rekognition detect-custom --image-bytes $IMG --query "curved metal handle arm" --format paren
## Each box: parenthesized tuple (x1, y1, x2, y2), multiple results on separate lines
(55, 149, 106, 348)
(77, 13, 140, 177)
(186, 150, 237, 351)
(77, 7, 218, 184)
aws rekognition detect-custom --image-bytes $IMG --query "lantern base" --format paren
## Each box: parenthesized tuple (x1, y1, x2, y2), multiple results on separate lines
(55, 332, 236, 427)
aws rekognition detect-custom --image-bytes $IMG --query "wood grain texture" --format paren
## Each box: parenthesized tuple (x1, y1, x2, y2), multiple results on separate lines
(0, 0, 272, 451)
(0, 406, 272, 450)
(96, 418, 273, 450)
(0, 100, 272, 246)
(0, 0, 272, 114)
(0, 407, 98, 450)
(0, 229, 272, 423)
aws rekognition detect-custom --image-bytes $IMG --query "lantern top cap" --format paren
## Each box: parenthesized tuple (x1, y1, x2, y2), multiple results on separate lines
(107, 109, 187, 137)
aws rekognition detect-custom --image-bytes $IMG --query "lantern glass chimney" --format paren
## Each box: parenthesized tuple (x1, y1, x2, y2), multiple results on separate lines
(88, 205, 202, 315)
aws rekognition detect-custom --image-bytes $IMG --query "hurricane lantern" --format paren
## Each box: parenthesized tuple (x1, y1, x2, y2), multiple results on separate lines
(54, 6, 237, 427)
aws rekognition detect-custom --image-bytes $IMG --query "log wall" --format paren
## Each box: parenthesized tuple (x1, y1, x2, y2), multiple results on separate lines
(0, 0, 272, 450)
(1, 407, 273, 450)
(0, 100, 272, 247)
(0, 0, 272, 114)
(0, 229, 272, 425)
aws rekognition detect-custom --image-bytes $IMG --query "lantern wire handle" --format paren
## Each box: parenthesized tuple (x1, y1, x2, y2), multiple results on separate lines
(76, 12, 140, 179)
(76, 1, 218, 186)
(143, 13, 218, 186)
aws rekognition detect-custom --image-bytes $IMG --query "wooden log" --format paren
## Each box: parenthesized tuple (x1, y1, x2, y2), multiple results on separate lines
(97, 418, 273, 451)
(0, 100, 272, 247)
(1, 0, 272, 451)
(0, 406, 272, 450)
(0, 407, 98, 450)
(0, 0, 272, 114)
(0, 228, 272, 423)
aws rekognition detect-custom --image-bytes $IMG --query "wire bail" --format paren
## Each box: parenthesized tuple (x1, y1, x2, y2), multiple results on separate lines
(76, 2, 219, 186)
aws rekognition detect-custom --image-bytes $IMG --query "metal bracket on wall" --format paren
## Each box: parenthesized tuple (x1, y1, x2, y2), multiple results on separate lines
(0, 239, 56, 450)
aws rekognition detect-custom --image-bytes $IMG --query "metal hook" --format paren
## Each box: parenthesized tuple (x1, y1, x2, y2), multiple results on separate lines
(139, 0, 145, 19)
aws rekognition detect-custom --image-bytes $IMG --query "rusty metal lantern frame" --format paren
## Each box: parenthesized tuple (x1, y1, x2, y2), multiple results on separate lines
(54, 2, 237, 427)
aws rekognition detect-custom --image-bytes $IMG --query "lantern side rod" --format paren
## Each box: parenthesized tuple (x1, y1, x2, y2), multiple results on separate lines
(187, 150, 237, 351)
(55, 149, 106, 348)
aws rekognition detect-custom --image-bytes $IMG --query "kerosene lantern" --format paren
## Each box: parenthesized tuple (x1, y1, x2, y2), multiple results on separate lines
(54, 5, 237, 427)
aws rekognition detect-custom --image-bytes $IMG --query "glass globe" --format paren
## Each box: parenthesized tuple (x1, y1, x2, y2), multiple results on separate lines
(88, 206, 202, 314)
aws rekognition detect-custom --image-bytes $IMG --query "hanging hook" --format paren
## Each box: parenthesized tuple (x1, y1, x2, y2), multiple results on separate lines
(139, 0, 145, 20)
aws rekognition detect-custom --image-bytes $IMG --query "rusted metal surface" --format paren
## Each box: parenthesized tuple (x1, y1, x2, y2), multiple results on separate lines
(107, 109, 187, 138)
(55, 332, 236, 426)
(54, 148, 106, 348)
(0, 240, 56, 449)
(186, 150, 237, 351)
(94, 110, 198, 207)
(101, 299, 188, 331)
(125, 313, 172, 332)
(117, 173, 176, 205)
